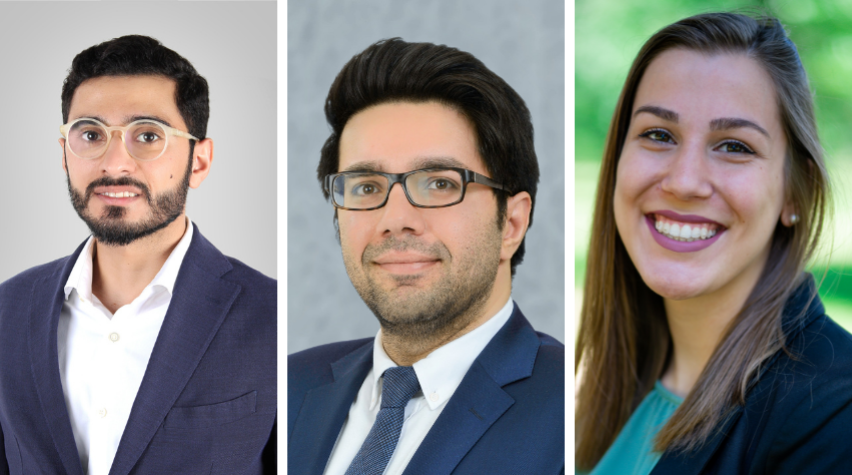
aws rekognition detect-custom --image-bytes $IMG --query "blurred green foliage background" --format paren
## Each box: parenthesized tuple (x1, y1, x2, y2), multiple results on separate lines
(575, 0, 852, 330)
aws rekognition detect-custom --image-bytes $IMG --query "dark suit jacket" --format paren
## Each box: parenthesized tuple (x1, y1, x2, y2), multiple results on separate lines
(652, 275, 852, 474)
(288, 304, 564, 474)
(0, 225, 276, 475)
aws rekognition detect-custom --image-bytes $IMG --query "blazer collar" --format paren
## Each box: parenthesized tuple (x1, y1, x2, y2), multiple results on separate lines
(403, 303, 541, 475)
(289, 341, 373, 475)
(29, 240, 88, 475)
(650, 274, 825, 475)
(28, 225, 241, 475)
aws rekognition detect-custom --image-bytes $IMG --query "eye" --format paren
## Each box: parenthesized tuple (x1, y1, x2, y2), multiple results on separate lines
(716, 140, 755, 154)
(639, 128, 675, 144)
(352, 182, 383, 196)
(427, 178, 459, 190)
(82, 130, 102, 142)
(136, 132, 162, 143)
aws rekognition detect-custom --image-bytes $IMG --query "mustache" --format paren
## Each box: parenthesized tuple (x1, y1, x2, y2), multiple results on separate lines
(85, 176, 151, 204)
(362, 236, 451, 264)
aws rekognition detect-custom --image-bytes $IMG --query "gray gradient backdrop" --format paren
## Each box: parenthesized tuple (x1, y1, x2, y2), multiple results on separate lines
(288, 0, 565, 353)
(0, 1, 276, 283)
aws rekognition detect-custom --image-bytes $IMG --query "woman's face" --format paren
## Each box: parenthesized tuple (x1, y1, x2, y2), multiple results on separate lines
(614, 48, 792, 302)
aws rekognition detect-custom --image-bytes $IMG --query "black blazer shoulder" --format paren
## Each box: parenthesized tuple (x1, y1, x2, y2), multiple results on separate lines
(653, 275, 852, 475)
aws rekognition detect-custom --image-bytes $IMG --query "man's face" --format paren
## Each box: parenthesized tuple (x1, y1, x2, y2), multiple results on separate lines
(62, 75, 197, 246)
(337, 101, 505, 338)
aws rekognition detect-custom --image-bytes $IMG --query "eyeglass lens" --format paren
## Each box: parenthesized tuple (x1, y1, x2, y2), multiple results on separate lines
(332, 169, 464, 209)
(67, 120, 168, 161)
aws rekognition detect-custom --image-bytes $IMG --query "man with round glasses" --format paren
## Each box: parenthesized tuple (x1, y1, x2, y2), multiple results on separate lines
(289, 39, 564, 474)
(0, 36, 275, 474)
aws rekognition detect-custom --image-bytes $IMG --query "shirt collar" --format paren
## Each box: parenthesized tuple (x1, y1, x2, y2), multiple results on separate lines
(63, 217, 195, 302)
(369, 297, 515, 411)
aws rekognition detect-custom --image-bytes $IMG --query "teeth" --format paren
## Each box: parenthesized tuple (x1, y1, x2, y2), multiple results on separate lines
(101, 192, 138, 198)
(653, 214, 719, 242)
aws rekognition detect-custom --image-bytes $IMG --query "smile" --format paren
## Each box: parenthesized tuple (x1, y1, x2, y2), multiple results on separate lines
(98, 192, 139, 198)
(653, 214, 719, 242)
(645, 212, 726, 253)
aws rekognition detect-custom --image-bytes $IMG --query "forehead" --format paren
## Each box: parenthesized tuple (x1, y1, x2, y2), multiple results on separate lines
(67, 75, 183, 127)
(338, 101, 486, 173)
(634, 49, 780, 131)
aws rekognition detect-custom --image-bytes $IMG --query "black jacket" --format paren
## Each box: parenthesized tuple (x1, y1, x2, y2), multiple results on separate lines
(652, 275, 852, 474)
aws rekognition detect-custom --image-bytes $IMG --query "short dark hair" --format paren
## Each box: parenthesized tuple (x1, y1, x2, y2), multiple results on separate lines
(318, 38, 539, 275)
(61, 35, 209, 139)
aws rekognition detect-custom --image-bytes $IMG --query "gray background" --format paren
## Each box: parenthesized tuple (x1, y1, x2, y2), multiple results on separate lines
(288, 0, 565, 353)
(0, 1, 276, 283)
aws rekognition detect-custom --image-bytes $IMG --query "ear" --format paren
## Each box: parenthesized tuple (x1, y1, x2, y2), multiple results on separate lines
(500, 191, 532, 262)
(189, 138, 214, 189)
(59, 138, 67, 174)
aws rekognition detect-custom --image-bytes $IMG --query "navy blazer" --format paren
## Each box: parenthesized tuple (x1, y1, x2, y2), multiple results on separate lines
(652, 275, 852, 474)
(288, 304, 565, 474)
(0, 225, 276, 475)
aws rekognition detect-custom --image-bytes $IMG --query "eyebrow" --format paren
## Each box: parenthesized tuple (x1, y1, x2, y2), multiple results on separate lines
(633, 105, 679, 123)
(710, 117, 770, 138)
(340, 156, 469, 173)
(73, 115, 173, 128)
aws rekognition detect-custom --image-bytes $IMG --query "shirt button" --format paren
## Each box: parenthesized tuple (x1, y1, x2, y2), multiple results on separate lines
(108, 332, 120, 342)
(97, 408, 108, 418)
(429, 392, 440, 402)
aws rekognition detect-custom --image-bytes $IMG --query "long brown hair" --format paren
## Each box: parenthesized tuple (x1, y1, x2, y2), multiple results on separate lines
(575, 12, 831, 470)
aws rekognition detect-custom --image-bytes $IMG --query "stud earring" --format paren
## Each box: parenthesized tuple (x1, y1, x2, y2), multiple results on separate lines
(790, 214, 799, 225)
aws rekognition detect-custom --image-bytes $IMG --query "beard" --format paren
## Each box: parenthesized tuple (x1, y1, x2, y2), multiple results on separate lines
(342, 224, 503, 340)
(66, 154, 192, 247)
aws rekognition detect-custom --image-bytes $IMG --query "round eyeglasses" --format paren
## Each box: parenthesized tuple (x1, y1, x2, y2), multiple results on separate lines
(59, 118, 198, 162)
(324, 167, 506, 210)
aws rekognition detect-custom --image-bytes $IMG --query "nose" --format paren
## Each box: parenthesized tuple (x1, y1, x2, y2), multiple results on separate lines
(659, 142, 713, 200)
(99, 130, 136, 176)
(376, 182, 426, 237)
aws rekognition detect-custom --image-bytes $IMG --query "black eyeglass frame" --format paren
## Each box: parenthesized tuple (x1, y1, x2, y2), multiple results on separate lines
(323, 167, 507, 211)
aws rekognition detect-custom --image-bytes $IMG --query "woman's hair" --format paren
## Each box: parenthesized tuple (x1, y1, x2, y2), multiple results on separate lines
(575, 12, 831, 470)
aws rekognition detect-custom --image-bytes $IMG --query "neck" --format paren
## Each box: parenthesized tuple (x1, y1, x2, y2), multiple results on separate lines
(91, 215, 188, 314)
(381, 263, 512, 367)
(661, 252, 768, 397)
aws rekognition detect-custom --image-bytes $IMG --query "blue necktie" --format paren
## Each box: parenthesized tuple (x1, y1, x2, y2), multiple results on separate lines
(345, 366, 421, 475)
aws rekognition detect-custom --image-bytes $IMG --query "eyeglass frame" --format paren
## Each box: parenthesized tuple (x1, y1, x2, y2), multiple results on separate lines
(59, 117, 199, 162)
(323, 167, 507, 211)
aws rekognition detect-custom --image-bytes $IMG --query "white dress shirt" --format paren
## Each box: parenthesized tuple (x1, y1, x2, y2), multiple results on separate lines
(57, 220, 194, 475)
(323, 297, 515, 475)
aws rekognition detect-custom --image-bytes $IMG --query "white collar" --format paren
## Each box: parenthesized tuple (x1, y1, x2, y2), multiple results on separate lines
(63, 217, 195, 303)
(369, 297, 515, 411)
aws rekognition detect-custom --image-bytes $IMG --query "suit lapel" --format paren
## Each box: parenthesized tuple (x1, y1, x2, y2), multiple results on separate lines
(404, 305, 542, 475)
(289, 343, 373, 475)
(28, 246, 86, 475)
(108, 228, 242, 475)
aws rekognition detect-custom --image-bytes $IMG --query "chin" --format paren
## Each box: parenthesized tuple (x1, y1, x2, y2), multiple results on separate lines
(637, 265, 711, 301)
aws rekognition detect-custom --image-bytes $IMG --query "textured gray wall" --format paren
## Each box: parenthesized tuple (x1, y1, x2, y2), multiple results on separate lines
(288, 0, 565, 353)
(0, 1, 276, 283)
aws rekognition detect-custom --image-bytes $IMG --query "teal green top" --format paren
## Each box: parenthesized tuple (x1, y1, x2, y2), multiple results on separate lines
(579, 381, 683, 475)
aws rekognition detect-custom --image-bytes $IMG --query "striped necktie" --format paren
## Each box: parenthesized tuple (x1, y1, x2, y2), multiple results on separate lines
(345, 366, 421, 475)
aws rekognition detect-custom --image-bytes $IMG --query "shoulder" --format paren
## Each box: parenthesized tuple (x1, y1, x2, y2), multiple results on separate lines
(737, 313, 852, 473)
(0, 256, 71, 302)
(288, 338, 373, 384)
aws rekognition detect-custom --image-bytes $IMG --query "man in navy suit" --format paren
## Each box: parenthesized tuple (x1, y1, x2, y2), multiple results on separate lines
(289, 39, 564, 474)
(0, 36, 275, 474)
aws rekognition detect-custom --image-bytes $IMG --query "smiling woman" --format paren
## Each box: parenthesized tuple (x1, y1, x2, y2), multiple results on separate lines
(576, 12, 852, 475)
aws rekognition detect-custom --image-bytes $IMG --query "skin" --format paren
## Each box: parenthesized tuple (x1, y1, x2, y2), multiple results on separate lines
(338, 101, 531, 366)
(613, 49, 796, 396)
(61, 75, 213, 314)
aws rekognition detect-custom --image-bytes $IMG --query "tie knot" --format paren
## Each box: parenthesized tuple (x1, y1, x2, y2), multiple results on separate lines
(380, 366, 420, 409)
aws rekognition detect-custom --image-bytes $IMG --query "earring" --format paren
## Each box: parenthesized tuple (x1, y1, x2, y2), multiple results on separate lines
(790, 214, 799, 225)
